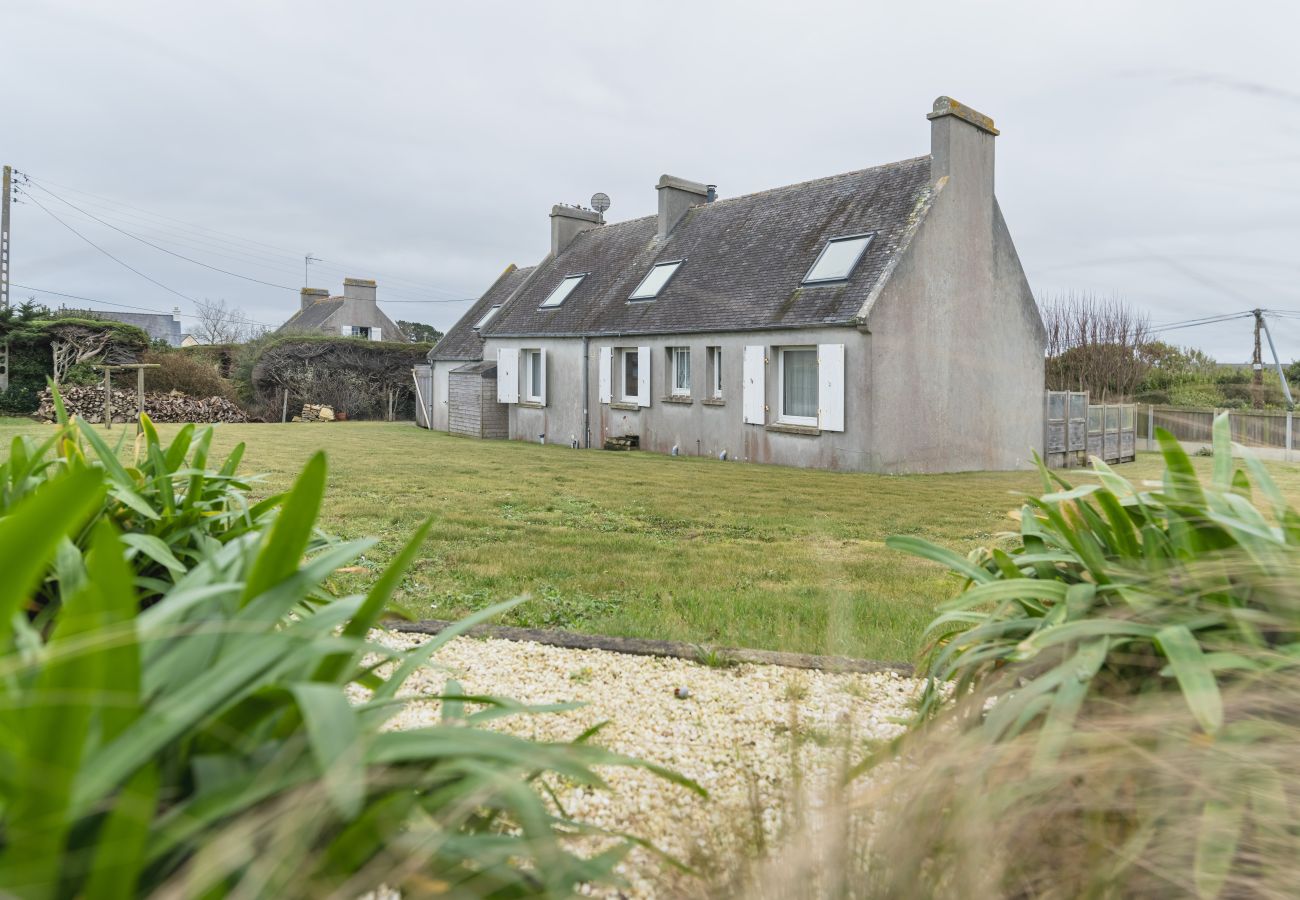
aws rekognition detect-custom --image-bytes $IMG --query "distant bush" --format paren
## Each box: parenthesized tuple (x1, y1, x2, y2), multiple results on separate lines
(141, 347, 238, 400)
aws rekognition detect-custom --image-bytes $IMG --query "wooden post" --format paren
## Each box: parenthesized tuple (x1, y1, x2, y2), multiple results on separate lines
(136, 366, 145, 434)
(1147, 404, 1154, 452)
(103, 366, 112, 429)
(281, 388, 289, 423)
(1287, 411, 1293, 463)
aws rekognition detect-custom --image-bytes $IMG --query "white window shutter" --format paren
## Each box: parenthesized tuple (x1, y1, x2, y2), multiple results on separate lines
(743, 345, 766, 425)
(636, 346, 651, 407)
(341, 325, 351, 336)
(538, 349, 547, 406)
(598, 346, 612, 403)
(497, 348, 519, 403)
(817, 343, 845, 432)
(372, 327, 382, 341)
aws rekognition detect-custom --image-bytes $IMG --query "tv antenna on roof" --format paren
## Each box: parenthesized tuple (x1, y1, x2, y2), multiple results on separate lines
(590, 192, 611, 223)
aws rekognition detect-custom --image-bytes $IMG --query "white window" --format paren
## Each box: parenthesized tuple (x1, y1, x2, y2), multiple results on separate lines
(778, 347, 818, 426)
(620, 348, 640, 403)
(669, 347, 691, 396)
(372, 327, 382, 341)
(523, 350, 544, 402)
(707, 346, 723, 399)
(616, 346, 650, 407)
(540, 273, 587, 308)
(629, 260, 683, 301)
(802, 234, 873, 284)
(474, 305, 502, 329)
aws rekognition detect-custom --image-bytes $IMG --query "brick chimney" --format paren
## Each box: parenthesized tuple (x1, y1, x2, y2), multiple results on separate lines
(342, 278, 377, 303)
(300, 287, 329, 310)
(927, 96, 998, 191)
(655, 174, 710, 240)
(550, 205, 601, 257)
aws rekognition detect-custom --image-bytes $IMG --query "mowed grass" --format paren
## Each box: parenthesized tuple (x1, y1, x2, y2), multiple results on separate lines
(5, 419, 1300, 661)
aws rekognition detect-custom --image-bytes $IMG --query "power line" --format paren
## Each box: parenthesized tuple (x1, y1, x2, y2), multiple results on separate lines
(12, 283, 278, 328)
(20, 190, 200, 305)
(23, 180, 301, 292)
(19, 170, 474, 300)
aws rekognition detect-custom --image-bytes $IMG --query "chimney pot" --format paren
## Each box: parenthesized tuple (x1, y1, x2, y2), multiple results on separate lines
(705, 184, 718, 203)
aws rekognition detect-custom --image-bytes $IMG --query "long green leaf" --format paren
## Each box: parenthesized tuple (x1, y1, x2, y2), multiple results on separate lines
(240, 452, 326, 606)
(1156, 623, 1223, 734)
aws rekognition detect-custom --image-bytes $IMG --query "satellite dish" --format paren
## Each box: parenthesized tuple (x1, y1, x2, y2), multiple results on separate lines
(590, 192, 611, 216)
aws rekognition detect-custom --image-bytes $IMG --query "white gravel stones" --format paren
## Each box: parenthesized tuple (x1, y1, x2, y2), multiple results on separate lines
(375, 630, 922, 898)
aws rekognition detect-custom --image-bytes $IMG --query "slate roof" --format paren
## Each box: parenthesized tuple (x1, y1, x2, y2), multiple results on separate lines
(481, 156, 933, 341)
(280, 298, 345, 331)
(429, 264, 537, 361)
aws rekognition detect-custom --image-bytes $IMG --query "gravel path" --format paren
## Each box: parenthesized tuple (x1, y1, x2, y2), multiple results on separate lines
(376, 630, 922, 898)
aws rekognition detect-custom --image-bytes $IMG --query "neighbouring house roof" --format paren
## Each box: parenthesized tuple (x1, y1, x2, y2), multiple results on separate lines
(279, 298, 346, 331)
(61, 308, 183, 346)
(430, 264, 537, 361)
(480, 156, 933, 341)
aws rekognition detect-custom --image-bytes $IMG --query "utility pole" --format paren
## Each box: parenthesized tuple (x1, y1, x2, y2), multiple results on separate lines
(305, 253, 318, 286)
(1252, 308, 1264, 409)
(1, 165, 12, 393)
(1259, 312, 1295, 410)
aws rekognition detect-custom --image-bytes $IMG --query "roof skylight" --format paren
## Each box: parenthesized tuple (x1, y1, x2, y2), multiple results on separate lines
(473, 304, 502, 330)
(802, 234, 873, 284)
(628, 260, 684, 301)
(539, 273, 587, 308)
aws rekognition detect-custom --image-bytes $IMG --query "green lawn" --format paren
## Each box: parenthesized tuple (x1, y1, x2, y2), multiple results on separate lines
(4, 419, 1299, 661)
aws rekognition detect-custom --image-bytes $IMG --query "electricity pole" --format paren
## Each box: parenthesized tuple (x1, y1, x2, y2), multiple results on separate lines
(1252, 308, 1264, 409)
(1, 165, 12, 393)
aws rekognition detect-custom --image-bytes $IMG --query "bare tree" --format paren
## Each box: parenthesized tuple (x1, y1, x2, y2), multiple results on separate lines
(192, 298, 251, 345)
(1041, 292, 1151, 401)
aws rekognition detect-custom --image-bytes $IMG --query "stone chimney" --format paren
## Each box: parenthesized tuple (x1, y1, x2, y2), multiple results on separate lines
(342, 278, 377, 303)
(926, 96, 998, 191)
(655, 175, 710, 240)
(550, 205, 601, 257)
(300, 287, 330, 310)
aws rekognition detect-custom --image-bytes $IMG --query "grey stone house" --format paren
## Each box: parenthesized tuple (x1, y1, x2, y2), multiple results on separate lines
(279, 278, 407, 341)
(425, 97, 1045, 473)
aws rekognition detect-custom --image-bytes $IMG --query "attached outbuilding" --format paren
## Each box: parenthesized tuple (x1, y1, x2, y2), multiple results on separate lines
(425, 96, 1046, 473)
(447, 361, 509, 439)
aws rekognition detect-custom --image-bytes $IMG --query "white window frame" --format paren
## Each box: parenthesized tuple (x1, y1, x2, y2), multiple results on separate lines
(801, 233, 874, 285)
(539, 273, 588, 308)
(474, 305, 502, 330)
(777, 346, 819, 427)
(669, 346, 691, 396)
(620, 348, 640, 403)
(628, 259, 684, 301)
(707, 346, 723, 399)
(523, 349, 543, 403)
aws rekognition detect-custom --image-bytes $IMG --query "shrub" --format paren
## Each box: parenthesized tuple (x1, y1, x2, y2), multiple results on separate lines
(1, 394, 271, 619)
(0, 420, 700, 897)
(875, 416, 1299, 896)
(140, 348, 239, 400)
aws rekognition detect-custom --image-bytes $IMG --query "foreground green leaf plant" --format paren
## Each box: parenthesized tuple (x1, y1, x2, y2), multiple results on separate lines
(0, 409, 702, 899)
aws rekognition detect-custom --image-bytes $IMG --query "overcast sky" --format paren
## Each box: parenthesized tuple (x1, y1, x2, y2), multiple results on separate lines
(6, 1, 1297, 360)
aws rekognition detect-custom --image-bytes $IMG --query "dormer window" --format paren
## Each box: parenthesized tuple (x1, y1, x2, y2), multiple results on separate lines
(628, 260, 684, 301)
(473, 305, 502, 330)
(539, 273, 587, 308)
(802, 234, 873, 284)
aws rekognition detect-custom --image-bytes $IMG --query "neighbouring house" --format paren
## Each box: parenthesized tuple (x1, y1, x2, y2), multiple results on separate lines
(278, 278, 407, 342)
(425, 96, 1046, 473)
(61, 306, 185, 347)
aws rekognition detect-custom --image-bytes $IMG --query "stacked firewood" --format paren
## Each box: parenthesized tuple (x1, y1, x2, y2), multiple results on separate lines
(34, 386, 249, 424)
(294, 404, 337, 422)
